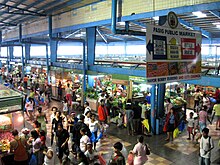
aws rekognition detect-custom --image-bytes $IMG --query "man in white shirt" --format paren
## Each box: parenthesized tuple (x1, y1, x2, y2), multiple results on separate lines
(199, 128, 214, 165)
(98, 93, 105, 104)
(84, 142, 100, 165)
(84, 101, 91, 115)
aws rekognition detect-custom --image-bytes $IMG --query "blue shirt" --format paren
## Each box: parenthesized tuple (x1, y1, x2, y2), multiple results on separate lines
(145, 95, 151, 104)
(169, 114, 175, 124)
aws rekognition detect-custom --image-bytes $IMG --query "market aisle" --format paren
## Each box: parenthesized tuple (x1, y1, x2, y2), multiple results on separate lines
(23, 101, 220, 165)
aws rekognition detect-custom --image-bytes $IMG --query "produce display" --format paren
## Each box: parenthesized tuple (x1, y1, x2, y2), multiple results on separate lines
(0, 139, 10, 153)
(0, 114, 12, 132)
(0, 132, 13, 153)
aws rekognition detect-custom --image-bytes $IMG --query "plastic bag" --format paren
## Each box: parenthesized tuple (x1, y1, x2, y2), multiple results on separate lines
(178, 120, 185, 132)
(29, 154, 37, 165)
(142, 119, 150, 132)
(98, 154, 106, 165)
(121, 144, 128, 158)
(90, 132, 96, 143)
(127, 152, 134, 165)
(96, 132, 103, 142)
(173, 128, 179, 138)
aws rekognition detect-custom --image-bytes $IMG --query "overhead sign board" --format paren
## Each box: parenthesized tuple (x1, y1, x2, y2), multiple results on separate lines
(146, 12, 202, 84)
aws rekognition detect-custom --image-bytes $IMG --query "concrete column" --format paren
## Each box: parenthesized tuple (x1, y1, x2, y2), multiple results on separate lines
(86, 27, 96, 66)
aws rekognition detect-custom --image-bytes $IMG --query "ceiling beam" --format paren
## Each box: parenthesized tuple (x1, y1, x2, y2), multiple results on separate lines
(96, 28, 108, 44)
(130, 21, 146, 28)
(0, 0, 52, 25)
(104, 33, 125, 41)
(44, 0, 82, 15)
(0, 21, 17, 26)
(209, 10, 220, 19)
(178, 18, 211, 38)
(0, 2, 46, 16)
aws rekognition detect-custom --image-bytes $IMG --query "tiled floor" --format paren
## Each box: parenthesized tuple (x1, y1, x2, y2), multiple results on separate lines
(23, 101, 220, 165)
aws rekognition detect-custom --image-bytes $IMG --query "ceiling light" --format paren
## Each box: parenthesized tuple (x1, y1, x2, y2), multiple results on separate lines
(216, 25, 220, 28)
(212, 22, 220, 25)
(117, 22, 125, 26)
(141, 28, 146, 32)
(192, 11, 207, 18)
(75, 34, 83, 37)
(153, 16, 159, 21)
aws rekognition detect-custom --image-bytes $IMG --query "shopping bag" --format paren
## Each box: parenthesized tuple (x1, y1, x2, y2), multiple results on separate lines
(173, 128, 179, 138)
(96, 132, 103, 141)
(178, 120, 185, 132)
(90, 132, 96, 143)
(127, 152, 134, 165)
(98, 154, 106, 165)
(142, 119, 150, 132)
(29, 154, 37, 165)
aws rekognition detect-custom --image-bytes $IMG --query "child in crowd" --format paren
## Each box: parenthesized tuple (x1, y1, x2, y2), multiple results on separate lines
(109, 142, 126, 165)
(193, 116, 199, 141)
(187, 112, 194, 140)
(80, 128, 91, 153)
(63, 99, 69, 115)
(43, 147, 54, 165)
(84, 142, 100, 164)
(199, 128, 214, 164)
(40, 130, 47, 150)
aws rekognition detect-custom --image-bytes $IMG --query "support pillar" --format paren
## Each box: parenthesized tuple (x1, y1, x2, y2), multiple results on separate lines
(157, 83, 165, 117)
(48, 15, 58, 63)
(25, 43, 31, 64)
(82, 42, 86, 106)
(86, 27, 96, 66)
(8, 46, 13, 72)
(0, 31, 2, 68)
(150, 85, 156, 134)
(50, 40, 58, 63)
(21, 46, 25, 76)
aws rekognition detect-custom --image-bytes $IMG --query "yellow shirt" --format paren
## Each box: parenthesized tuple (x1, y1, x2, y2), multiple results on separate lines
(213, 104, 220, 116)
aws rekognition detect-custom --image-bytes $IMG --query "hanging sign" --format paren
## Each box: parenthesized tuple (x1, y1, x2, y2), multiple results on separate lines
(146, 12, 202, 84)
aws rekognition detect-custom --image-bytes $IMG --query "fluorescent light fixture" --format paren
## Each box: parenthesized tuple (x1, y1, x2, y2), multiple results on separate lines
(212, 22, 220, 25)
(75, 34, 83, 37)
(9, 61, 15, 64)
(192, 11, 207, 18)
(117, 22, 125, 26)
(141, 28, 146, 32)
(153, 16, 159, 21)
(216, 25, 220, 28)
(1, 61, 6, 64)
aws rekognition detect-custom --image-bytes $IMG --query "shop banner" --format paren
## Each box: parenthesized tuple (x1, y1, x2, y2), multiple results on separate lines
(146, 14, 202, 84)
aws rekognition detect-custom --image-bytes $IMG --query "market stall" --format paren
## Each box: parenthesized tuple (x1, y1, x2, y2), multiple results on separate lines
(50, 67, 83, 102)
(129, 76, 152, 102)
(86, 74, 112, 111)
(0, 85, 24, 165)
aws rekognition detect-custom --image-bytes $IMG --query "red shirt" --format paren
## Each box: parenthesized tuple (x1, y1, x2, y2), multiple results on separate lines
(40, 136, 46, 146)
(215, 89, 220, 99)
(98, 105, 109, 122)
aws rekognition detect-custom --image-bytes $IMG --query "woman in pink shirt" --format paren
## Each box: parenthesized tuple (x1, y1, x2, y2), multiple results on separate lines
(132, 136, 148, 165)
(196, 105, 211, 143)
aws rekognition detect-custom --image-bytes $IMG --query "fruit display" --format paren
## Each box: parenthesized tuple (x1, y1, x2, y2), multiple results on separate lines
(0, 114, 12, 132)
(0, 132, 13, 153)
(0, 139, 10, 153)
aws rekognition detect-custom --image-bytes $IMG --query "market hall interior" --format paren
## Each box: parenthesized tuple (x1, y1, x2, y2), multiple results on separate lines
(0, 0, 220, 165)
